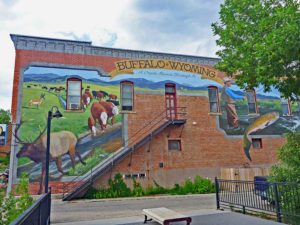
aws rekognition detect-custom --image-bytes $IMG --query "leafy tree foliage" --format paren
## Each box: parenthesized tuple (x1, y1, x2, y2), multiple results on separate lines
(0, 109, 10, 124)
(212, 0, 300, 99)
(270, 131, 300, 183)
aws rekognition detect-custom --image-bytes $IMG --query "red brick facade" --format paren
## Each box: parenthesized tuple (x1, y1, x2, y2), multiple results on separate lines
(10, 35, 287, 195)
(92, 93, 285, 189)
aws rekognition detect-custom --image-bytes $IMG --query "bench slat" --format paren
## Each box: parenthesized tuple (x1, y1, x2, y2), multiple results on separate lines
(143, 207, 187, 222)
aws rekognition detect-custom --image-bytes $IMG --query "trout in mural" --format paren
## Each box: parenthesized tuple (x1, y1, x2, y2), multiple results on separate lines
(243, 112, 280, 161)
(14, 119, 86, 194)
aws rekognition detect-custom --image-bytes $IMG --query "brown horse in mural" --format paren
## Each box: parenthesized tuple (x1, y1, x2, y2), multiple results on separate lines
(14, 119, 86, 194)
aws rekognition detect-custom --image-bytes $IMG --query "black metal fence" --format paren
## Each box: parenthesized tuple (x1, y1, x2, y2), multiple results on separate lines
(10, 189, 51, 225)
(215, 178, 300, 224)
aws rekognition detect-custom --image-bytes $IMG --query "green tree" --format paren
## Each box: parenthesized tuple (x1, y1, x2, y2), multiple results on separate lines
(270, 131, 300, 183)
(212, 0, 300, 99)
(0, 109, 10, 124)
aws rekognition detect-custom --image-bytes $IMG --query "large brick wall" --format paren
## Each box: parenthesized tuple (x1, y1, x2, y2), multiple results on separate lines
(91, 93, 285, 189)
(9, 35, 286, 195)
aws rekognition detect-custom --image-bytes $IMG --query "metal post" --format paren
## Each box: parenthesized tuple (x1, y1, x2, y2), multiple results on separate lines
(215, 177, 220, 209)
(273, 183, 281, 222)
(45, 111, 52, 194)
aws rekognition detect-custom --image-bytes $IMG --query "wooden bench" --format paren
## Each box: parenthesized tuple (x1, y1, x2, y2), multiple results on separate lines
(142, 207, 192, 225)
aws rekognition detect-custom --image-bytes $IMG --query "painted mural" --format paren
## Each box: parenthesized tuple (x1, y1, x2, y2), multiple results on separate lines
(17, 67, 122, 193)
(17, 60, 300, 193)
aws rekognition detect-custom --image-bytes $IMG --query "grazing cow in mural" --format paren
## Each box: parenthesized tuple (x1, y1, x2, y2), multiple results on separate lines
(27, 85, 31, 88)
(28, 93, 45, 109)
(82, 93, 89, 109)
(84, 89, 93, 102)
(96, 91, 104, 101)
(90, 102, 108, 130)
(92, 90, 97, 99)
(98, 101, 119, 126)
(99, 90, 108, 98)
(88, 117, 96, 135)
(108, 94, 118, 100)
(14, 119, 86, 194)
(42, 86, 48, 90)
(106, 99, 119, 106)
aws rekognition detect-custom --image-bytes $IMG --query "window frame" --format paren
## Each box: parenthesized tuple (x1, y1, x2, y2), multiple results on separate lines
(120, 80, 134, 112)
(168, 139, 182, 151)
(252, 138, 263, 149)
(66, 77, 82, 111)
(207, 86, 221, 114)
(246, 89, 259, 115)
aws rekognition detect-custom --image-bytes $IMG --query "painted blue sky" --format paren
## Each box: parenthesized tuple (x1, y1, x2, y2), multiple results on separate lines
(24, 66, 281, 98)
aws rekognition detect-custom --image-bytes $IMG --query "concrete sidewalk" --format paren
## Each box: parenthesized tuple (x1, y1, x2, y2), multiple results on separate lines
(53, 210, 282, 225)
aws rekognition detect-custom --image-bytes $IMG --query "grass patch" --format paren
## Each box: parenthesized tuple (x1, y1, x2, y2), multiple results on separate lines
(83, 174, 215, 199)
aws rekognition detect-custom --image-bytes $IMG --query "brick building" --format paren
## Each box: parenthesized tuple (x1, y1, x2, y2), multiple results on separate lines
(8, 34, 299, 199)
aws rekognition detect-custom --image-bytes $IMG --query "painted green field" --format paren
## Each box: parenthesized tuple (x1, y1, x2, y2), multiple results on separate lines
(18, 82, 122, 166)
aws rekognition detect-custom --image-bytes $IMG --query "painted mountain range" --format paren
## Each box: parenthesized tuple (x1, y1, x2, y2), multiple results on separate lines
(24, 73, 280, 100)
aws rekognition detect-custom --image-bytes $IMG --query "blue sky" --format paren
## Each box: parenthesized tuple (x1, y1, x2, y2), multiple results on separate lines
(0, 0, 223, 110)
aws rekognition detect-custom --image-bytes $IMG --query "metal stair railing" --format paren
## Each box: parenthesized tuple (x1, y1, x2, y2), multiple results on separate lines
(62, 106, 187, 199)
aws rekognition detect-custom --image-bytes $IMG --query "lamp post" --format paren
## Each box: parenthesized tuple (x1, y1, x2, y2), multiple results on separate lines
(45, 106, 62, 193)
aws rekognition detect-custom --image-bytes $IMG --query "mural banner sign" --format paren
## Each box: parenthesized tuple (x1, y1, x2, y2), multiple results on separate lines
(108, 59, 223, 84)
(0, 124, 7, 145)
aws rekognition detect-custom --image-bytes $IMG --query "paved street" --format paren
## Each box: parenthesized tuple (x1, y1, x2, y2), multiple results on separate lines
(51, 194, 217, 224)
(51, 194, 281, 225)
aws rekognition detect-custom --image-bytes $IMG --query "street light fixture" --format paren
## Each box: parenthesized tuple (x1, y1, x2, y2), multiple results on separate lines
(45, 106, 62, 193)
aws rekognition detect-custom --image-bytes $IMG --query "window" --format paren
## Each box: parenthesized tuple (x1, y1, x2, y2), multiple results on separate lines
(165, 83, 177, 120)
(66, 78, 82, 110)
(252, 138, 262, 149)
(208, 86, 220, 113)
(246, 89, 258, 114)
(121, 81, 134, 111)
(281, 97, 292, 116)
(168, 140, 181, 151)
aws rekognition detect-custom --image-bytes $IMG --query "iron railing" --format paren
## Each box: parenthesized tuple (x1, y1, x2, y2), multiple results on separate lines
(62, 107, 187, 200)
(215, 178, 300, 224)
(10, 189, 51, 225)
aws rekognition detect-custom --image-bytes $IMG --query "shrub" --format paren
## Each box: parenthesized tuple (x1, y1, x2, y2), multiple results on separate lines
(0, 173, 34, 225)
(83, 174, 215, 199)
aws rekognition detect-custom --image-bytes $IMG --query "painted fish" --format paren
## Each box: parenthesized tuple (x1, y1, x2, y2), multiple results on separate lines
(243, 112, 280, 161)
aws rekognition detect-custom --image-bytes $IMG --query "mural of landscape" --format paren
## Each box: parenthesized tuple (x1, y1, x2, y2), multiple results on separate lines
(17, 63, 300, 187)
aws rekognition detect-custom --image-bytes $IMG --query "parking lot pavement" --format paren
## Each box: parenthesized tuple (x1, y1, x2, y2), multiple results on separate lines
(52, 211, 282, 225)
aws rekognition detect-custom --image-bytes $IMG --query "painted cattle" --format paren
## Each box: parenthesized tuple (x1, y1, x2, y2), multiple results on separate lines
(90, 102, 108, 130)
(98, 101, 119, 125)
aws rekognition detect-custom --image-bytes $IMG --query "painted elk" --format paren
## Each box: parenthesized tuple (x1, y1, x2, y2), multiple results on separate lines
(28, 93, 45, 109)
(14, 119, 86, 194)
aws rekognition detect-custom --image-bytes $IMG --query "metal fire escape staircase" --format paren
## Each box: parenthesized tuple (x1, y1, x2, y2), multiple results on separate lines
(62, 107, 186, 201)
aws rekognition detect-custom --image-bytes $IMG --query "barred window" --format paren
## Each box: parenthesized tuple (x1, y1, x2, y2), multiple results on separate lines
(168, 140, 181, 151)
(246, 90, 258, 114)
(121, 81, 134, 111)
(252, 138, 262, 149)
(66, 78, 82, 110)
(208, 86, 220, 113)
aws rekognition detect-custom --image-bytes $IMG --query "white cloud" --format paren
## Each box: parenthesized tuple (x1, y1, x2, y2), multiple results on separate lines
(0, 0, 221, 110)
